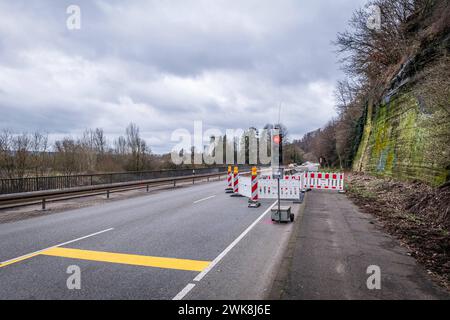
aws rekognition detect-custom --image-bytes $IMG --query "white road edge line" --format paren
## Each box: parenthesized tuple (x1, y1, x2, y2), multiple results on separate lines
(193, 195, 216, 204)
(172, 283, 196, 300)
(0, 227, 114, 266)
(193, 201, 276, 282)
(171, 200, 277, 300)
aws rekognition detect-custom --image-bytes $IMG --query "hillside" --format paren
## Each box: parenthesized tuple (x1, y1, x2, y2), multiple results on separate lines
(353, 24, 450, 186)
(295, 0, 450, 187)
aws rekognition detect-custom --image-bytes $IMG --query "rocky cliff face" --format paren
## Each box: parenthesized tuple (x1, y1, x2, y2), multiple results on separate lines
(353, 91, 449, 186)
(353, 33, 450, 186)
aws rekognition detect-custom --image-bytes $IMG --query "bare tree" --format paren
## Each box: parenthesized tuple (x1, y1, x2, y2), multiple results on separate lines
(54, 138, 82, 176)
(11, 134, 31, 178)
(126, 123, 151, 171)
(334, 79, 358, 115)
(93, 128, 107, 155)
(114, 136, 128, 155)
(29, 132, 49, 177)
(335, 0, 417, 87)
(79, 129, 97, 172)
(0, 130, 14, 178)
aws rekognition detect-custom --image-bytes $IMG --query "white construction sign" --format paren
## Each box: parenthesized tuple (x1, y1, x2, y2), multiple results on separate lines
(237, 171, 344, 200)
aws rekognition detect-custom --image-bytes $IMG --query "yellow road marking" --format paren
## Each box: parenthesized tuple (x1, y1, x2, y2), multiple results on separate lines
(0, 228, 115, 269)
(40, 247, 211, 272)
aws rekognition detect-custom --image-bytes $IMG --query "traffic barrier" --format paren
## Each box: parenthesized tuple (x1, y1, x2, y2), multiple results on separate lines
(303, 172, 344, 191)
(230, 166, 244, 197)
(239, 176, 252, 198)
(248, 167, 260, 208)
(225, 165, 233, 193)
(233, 167, 239, 193)
(237, 172, 305, 201)
(232, 170, 345, 205)
(258, 177, 303, 200)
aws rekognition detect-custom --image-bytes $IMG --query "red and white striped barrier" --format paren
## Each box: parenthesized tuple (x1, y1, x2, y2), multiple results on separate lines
(232, 167, 240, 194)
(258, 177, 303, 200)
(248, 167, 261, 208)
(225, 166, 233, 193)
(303, 172, 344, 191)
(251, 174, 258, 201)
(238, 172, 305, 201)
(232, 169, 345, 206)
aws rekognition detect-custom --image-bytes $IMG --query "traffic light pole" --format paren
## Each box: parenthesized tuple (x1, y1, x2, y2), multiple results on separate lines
(277, 175, 281, 222)
(270, 126, 286, 222)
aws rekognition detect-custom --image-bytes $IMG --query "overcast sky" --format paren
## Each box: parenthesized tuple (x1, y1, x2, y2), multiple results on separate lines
(0, 0, 365, 153)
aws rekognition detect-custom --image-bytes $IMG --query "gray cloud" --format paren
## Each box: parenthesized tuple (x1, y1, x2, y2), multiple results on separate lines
(0, 0, 366, 153)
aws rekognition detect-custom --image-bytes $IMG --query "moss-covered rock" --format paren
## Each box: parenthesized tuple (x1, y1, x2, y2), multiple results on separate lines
(353, 88, 450, 186)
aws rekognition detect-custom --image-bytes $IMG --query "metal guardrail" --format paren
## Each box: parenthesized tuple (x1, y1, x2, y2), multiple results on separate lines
(0, 171, 227, 210)
(0, 167, 229, 195)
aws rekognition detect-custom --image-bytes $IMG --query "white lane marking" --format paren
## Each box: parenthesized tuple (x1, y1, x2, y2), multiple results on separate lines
(193, 200, 277, 282)
(171, 200, 278, 300)
(172, 283, 196, 300)
(0, 228, 114, 266)
(193, 195, 216, 204)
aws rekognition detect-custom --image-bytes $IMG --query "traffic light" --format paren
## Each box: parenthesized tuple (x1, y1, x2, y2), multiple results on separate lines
(273, 134, 281, 145)
(278, 132, 283, 165)
(271, 128, 283, 167)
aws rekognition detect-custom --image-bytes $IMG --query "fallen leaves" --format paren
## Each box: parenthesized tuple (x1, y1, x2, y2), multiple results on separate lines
(346, 172, 450, 291)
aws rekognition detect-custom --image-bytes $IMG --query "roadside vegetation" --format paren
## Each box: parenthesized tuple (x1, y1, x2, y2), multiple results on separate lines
(0, 123, 204, 179)
(347, 172, 449, 291)
(292, 0, 449, 176)
(0, 122, 304, 179)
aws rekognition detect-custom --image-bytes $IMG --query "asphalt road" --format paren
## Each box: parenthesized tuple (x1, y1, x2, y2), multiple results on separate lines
(3, 179, 446, 300)
(0, 180, 294, 299)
